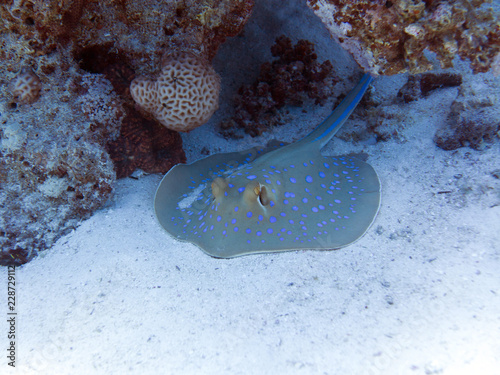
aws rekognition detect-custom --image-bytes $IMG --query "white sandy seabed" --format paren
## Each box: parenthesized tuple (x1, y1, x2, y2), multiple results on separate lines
(2, 1, 500, 374)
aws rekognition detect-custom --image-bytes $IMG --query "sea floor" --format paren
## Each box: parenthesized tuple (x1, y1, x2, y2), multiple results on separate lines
(5, 134, 499, 375)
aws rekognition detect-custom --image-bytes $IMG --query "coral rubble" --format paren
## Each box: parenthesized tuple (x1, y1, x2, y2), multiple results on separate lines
(335, 87, 410, 144)
(335, 72, 500, 150)
(397, 72, 463, 103)
(220, 36, 336, 138)
(435, 74, 500, 150)
(307, 0, 500, 75)
(337, 72, 466, 143)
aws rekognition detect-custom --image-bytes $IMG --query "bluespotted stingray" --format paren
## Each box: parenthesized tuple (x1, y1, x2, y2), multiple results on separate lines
(155, 74, 380, 257)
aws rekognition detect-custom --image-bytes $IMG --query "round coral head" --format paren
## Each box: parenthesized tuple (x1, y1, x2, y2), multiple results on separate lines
(9, 68, 42, 105)
(130, 53, 221, 132)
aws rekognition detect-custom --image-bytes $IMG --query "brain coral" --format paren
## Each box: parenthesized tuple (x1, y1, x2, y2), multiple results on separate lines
(130, 53, 221, 132)
(9, 68, 42, 104)
(307, 0, 500, 75)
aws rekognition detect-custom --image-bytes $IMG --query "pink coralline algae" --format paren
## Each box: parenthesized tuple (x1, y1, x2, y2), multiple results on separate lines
(307, 0, 500, 75)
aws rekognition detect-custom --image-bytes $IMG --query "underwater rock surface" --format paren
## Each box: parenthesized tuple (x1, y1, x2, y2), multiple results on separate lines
(0, 0, 254, 74)
(0, 72, 123, 265)
(307, 0, 500, 75)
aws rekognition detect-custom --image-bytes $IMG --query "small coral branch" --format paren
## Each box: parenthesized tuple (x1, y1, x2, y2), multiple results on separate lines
(220, 36, 336, 138)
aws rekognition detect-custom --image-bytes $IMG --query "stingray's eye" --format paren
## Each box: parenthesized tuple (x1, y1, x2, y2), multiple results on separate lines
(251, 183, 270, 206)
(243, 181, 269, 206)
(258, 185, 270, 206)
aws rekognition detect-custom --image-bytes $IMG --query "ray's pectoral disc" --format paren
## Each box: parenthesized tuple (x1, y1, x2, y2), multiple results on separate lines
(154, 146, 380, 258)
(154, 73, 380, 258)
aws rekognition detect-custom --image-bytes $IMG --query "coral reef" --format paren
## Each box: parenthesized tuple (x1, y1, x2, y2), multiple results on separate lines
(130, 53, 221, 132)
(434, 74, 500, 150)
(1, 0, 254, 264)
(0, 0, 254, 75)
(307, 0, 500, 75)
(220, 36, 336, 138)
(81, 54, 186, 178)
(0, 70, 123, 265)
(397, 73, 463, 103)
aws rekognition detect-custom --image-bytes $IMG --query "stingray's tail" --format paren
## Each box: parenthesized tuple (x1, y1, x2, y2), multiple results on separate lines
(303, 73, 373, 149)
